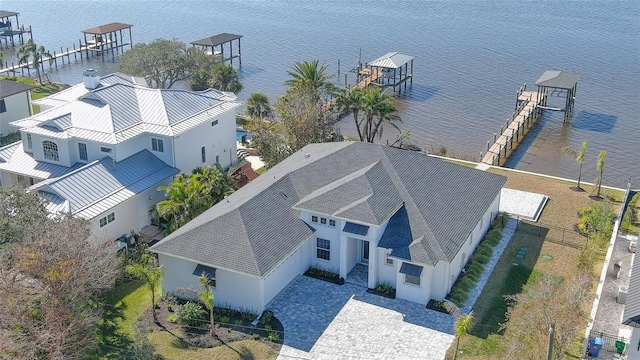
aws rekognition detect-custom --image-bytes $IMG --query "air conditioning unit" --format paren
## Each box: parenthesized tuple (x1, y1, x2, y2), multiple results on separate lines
(617, 285, 628, 304)
(629, 241, 637, 253)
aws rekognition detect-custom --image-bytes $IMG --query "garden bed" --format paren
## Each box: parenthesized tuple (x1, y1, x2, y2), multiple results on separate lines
(426, 299, 451, 315)
(366, 285, 396, 299)
(303, 266, 344, 285)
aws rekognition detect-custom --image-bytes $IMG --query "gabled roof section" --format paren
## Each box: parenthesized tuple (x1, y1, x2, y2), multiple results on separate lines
(623, 256, 640, 327)
(12, 80, 241, 145)
(368, 52, 415, 69)
(152, 142, 507, 275)
(31, 150, 178, 219)
(535, 71, 581, 89)
(0, 79, 35, 98)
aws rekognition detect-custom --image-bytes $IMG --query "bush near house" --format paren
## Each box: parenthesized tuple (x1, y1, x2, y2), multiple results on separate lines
(304, 265, 342, 284)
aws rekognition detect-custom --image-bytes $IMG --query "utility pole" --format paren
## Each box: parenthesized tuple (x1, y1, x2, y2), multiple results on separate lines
(547, 322, 555, 360)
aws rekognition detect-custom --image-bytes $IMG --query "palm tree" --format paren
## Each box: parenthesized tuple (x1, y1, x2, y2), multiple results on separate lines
(17, 39, 52, 84)
(156, 180, 191, 233)
(360, 87, 401, 142)
(596, 150, 606, 197)
(284, 60, 334, 93)
(127, 253, 165, 324)
(453, 311, 474, 360)
(209, 64, 243, 94)
(246, 92, 272, 119)
(198, 274, 215, 336)
(336, 87, 365, 141)
(562, 141, 587, 191)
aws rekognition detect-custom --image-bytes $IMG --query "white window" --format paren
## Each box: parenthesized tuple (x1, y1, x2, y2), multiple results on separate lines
(201, 146, 206, 163)
(43, 141, 59, 161)
(78, 143, 88, 161)
(101, 147, 112, 153)
(405, 274, 420, 286)
(26, 134, 32, 149)
(320, 217, 327, 225)
(151, 138, 164, 152)
(211, 119, 219, 126)
(329, 219, 335, 227)
(99, 212, 115, 228)
(311, 216, 318, 223)
(316, 238, 330, 261)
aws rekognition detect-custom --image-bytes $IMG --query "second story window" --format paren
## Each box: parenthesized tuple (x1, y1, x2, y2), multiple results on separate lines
(43, 140, 59, 161)
(151, 138, 164, 153)
(78, 143, 88, 161)
(26, 134, 32, 149)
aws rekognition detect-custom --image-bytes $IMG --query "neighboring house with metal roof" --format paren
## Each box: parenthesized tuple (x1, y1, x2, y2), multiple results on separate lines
(0, 70, 241, 240)
(623, 255, 640, 358)
(30, 149, 179, 241)
(151, 142, 507, 313)
(0, 79, 35, 136)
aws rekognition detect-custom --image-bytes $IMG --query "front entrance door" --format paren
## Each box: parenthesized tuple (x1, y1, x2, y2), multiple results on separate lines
(361, 240, 370, 263)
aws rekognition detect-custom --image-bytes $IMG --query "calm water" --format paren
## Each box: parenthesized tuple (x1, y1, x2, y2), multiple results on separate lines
(2, 0, 638, 187)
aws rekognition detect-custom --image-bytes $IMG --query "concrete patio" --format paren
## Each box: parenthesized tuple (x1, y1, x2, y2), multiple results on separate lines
(268, 275, 455, 360)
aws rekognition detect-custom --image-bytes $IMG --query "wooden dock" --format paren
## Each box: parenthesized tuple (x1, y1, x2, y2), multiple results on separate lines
(355, 68, 383, 89)
(481, 87, 545, 166)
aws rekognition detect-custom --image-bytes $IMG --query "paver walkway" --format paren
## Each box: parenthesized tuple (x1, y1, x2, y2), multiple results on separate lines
(268, 275, 455, 360)
(461, 218, 517, 313)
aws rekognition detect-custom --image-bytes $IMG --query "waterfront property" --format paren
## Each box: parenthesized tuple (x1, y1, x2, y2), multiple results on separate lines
(0, 70, 241, 240)
(151, 141, 507, 313)
(0, 79, 34, 136)
(0, 10, 32, 49)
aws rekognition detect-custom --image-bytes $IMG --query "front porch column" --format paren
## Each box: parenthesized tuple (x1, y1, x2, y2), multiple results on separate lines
(339, 234, 348, 280)
(368, 240, 376, 288)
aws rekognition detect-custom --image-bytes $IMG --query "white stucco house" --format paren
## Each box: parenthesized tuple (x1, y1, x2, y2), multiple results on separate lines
(0, 79, 35, 136)
(0, 70, 241, 240)
(151, 142, 507, 313)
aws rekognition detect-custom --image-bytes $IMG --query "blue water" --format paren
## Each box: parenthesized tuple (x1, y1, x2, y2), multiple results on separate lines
(1, 0, 638, 187)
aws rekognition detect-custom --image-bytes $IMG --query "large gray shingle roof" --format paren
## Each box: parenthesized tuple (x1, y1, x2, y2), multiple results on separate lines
(0, 79, 35, 98)
(152, 142, 506, 276)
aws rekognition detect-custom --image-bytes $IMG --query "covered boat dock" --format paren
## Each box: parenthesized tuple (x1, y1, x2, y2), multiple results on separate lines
(191, 33, 242, 66)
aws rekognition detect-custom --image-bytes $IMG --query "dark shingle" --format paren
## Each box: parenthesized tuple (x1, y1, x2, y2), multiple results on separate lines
(152, 142, 507, 276)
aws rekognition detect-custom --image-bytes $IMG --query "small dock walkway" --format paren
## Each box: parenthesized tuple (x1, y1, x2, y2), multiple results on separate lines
(481, 88, 543, 166)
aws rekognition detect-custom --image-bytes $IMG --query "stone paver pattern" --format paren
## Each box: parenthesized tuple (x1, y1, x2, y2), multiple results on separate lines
(268, 275, 455, 360)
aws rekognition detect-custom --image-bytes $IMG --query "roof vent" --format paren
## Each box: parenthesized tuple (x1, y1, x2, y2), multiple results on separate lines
(83, 69, 100, 90)
(304, 153, 310, 158)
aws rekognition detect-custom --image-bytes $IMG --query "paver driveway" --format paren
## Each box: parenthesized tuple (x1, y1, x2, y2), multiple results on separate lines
(268, 275, 456, 360)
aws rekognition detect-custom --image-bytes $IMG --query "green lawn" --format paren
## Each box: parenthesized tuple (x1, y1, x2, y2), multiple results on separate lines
(0, 76, 69, 114)
(148, 332, 278, 360)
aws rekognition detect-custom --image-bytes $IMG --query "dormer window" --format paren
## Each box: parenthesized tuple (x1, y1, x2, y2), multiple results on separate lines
(43, 141, 59, 161)
(26, 134, 32, 149)
(151, 138, 164, 153)
(78, 143, 88, 161)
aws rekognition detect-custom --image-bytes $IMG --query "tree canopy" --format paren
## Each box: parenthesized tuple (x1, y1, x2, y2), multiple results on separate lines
(0, 186, 119, 359)
(118, 38, 216, 89)
(336, 86, 402, 142)
(17, 39, 51, 84)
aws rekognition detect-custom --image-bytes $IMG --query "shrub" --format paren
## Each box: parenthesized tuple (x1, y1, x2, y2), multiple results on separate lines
(167, 314, 177, 323)
(268, 331, 280, 342)
(474, 254, 490, 264)
(176, 302, 207, 327)
(477, 245, 493, 258)
(374, 282, 395, 296)
(219, 316, 230, 324)
(167, 305, 173, 312)
(260, 311, 272, 325)
(305, 266, 340, 281)
(234, 319, 243, 326)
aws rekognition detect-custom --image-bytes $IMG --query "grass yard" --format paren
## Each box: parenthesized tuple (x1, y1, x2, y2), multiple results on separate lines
(148, 331, 278, 360)
(449, 167, 623, 359)
(0, 76, 69, 114)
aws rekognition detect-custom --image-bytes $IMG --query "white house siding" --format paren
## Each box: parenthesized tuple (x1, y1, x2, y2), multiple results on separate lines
(158, 254, 263, 313)
(304, 212, 342, 273)
(376, 248, 396, 287)
(396, 262, 431, 305)
(112, 134, 174, 166)
(173, 111, 236, 173)
(441, 191, 502, 298)
(0, 92, 31, 136)
(29, 136, 72, 167)
(262, 241, 310, 311)
(89, 179, 170, 242)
